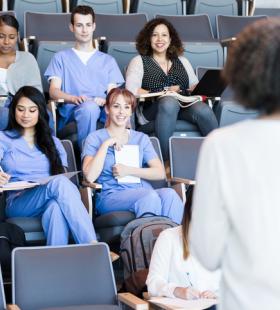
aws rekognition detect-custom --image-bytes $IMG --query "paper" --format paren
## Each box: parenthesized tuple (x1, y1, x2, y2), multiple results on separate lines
(0, 181, 39, 191)
(0, 171, 80, 191)
(33, 171, 80, 185)
(149, 297, 217, 310)
(114, 145, 141, 183)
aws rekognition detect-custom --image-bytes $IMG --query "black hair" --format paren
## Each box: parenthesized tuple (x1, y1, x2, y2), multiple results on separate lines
(6, 86, 64, 175)
(71, 5, 95, 25)
(0, 14, 19, 32)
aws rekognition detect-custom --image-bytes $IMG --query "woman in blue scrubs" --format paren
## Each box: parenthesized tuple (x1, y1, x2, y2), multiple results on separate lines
(82, 88, 184, 224)
(0, 86, 97, 245)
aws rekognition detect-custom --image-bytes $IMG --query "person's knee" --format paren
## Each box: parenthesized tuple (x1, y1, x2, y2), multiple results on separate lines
(159, 188, 181, 201)
(192, 102, 216, 121)
(157, 97, 179, 116)
(137, 190, 162, 215)
(75, 101, 100, 119)
(47, 175, 76, 195)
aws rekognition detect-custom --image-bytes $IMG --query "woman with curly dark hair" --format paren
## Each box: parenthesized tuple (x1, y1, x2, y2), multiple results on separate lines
(191, 18, 280, 310)
(0, 86, 97, 245)
(126, 18, 218, 160)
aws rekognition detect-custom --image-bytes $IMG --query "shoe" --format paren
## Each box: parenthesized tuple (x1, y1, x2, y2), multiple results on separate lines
(110, 251, 120, 262)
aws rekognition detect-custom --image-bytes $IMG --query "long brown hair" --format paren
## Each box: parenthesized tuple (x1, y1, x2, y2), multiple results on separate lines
(182, 186, 193, 260)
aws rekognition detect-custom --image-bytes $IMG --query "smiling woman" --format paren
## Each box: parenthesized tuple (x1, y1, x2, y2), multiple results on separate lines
(126, 18, 218, 160)
(0, 14, 42, 131)
(0, 86, 97, 246)
(82, 88, 184, 224)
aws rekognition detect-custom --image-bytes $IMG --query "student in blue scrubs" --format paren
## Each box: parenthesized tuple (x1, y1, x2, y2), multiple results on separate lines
(82, 88, 184, 224)
(0, 86, 97, 245)
(45, 5, 124, 149)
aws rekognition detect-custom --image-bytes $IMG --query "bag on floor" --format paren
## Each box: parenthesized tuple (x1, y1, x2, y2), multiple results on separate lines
(0, 222, 25, 277)
(120, 216, 178, 296)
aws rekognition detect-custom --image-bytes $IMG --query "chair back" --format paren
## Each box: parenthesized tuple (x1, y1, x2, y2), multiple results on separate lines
(9, 0, 63, 38)
(183, 41, 223, 70)
(216, 14, 267, 40)
(217, 100, 259, 127)
(106, 41, 138, 75)
(12, 243, 118, 310)
(193, 0, 239, 37)
(36, 41, 75, 93)
(24, 12, 73, 42)
(254, 7, 280, 16)
(94, 13, 148, 41)
(136, 0, 183, 20)
(74, 0, 123, 14)
(149, 137, 167, 189)
(0, 265, 6, 310)
(169, 136, 204, 180)
(155, 14, 215, 41)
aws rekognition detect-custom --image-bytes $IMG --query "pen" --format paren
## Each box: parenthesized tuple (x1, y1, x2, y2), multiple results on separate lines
(0, 166, 4, 173)
(186, 272, 193, 287)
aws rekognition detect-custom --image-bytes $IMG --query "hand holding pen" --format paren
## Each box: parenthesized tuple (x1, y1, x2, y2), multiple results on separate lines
(0, 166, 10, 186)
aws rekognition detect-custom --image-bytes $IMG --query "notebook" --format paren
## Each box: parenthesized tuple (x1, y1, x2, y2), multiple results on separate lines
(191, 69, 227, 97)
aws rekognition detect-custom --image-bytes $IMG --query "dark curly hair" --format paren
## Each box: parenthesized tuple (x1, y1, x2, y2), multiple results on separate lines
(6, 86, 65, 175)
(223, 18, 280, 115)
(136, 18, 184, 59)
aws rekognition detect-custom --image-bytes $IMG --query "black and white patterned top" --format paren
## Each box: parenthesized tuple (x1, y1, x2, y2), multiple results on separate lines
(141, 56, 189, 95)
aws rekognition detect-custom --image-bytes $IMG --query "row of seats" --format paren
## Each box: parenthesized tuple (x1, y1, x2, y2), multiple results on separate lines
(2, 0, 249, 15)
(20, 13, 267, 94)
(0, 0, 254, 38)
(0, 243, 147, 310)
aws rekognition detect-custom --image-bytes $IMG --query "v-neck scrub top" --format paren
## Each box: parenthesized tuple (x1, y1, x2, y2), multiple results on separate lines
(0, 130, 67, 204)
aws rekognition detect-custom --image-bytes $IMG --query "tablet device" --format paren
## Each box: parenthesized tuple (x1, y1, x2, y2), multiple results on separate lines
(191, 69, 227, 97)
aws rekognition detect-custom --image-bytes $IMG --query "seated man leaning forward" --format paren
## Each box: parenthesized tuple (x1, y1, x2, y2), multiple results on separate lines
(45, 5, 124, 149)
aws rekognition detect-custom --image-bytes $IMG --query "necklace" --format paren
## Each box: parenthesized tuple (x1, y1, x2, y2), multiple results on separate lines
(152, 57, 170, 75)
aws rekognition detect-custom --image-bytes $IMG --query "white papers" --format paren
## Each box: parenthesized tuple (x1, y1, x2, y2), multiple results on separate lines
(114, 145, 141, 183)
(33, 171, 80, 185)
(149, 297, 217, 310)
(1, 181, 39, 191)
(0, 171, 80, 191)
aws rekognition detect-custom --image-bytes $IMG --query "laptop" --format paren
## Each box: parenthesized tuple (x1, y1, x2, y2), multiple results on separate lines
(191, 69, 227, 97)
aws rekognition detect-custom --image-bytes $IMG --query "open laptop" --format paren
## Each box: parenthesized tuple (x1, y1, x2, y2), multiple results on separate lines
(191, 69, 227, 97)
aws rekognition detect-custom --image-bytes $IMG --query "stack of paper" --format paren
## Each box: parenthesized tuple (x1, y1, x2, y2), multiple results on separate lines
(114, 145, 141, 184)
(149, 297, 217, 310)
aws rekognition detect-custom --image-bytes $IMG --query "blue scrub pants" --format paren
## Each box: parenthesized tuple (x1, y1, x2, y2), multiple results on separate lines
(73, 101, 101, 149)
(5, 176, 97, 245)
(97, 187, 184, 224)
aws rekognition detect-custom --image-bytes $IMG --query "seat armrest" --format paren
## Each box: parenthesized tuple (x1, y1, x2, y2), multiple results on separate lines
(47, 99, 65, 136)
(170, 182, 186, 205)
(118, 292, 149, 310)
(169, 177, 196, 186)
(22, 36, 36, 52)
(79, 187, 93, 219)
(220, 37, 236, 47)
(82, 180, 102, 190)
